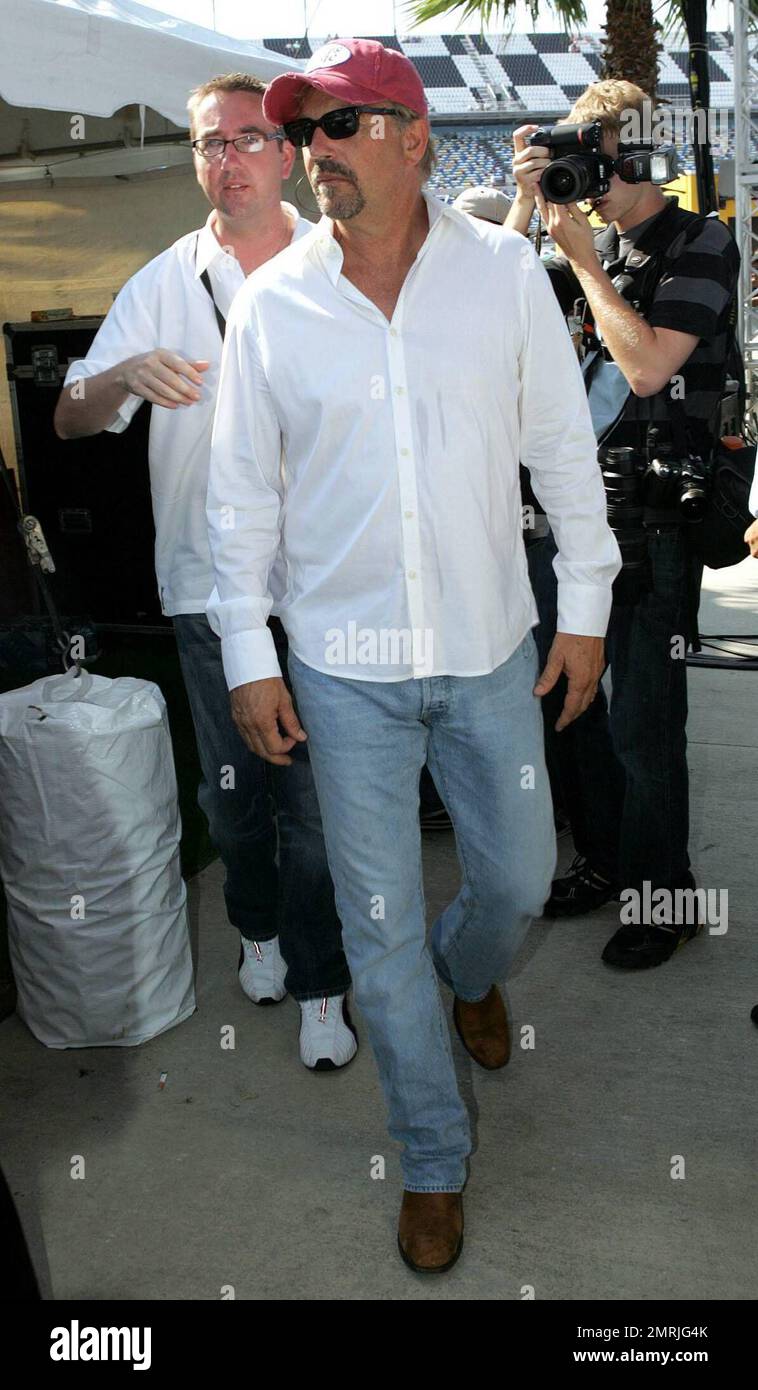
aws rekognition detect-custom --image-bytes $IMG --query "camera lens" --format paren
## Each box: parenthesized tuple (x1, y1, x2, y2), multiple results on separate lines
(542, 158, 593, 205)
(606, 505, 644, 527)
(603, 474, 640, 498)
(679, 486, 707, 521)
(602, 448, 638, 475)
(599, 443, 649, 603)
(552, 167, 578, 199)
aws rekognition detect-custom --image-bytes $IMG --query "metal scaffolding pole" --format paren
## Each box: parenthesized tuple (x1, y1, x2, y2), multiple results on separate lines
(734, 0, 758, 420)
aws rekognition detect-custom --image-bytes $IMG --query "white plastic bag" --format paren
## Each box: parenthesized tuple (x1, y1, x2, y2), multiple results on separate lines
(0, 667, 195, 1047)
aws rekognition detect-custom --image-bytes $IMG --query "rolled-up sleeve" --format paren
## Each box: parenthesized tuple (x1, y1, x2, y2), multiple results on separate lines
(517, 248, 621, 636)
(206, 290, 285, 690)
(62, 275, 155, 432)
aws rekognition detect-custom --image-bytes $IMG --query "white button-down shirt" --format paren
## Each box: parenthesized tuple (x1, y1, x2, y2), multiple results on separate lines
(207, 194, 621, 687)
(63, 204, 308, 615)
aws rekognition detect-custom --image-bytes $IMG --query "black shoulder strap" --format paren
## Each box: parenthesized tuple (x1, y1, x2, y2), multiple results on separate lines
(195, 233, 227, 341)
(632, 206, 710, 319)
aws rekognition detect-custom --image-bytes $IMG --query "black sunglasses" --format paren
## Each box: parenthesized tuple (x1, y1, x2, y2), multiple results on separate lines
(282, 106, 402, 148)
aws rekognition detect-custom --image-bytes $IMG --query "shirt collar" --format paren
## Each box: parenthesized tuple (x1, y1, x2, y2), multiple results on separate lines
(194, 202, 302, 278)
(309, 190, 482, 286)
(619, 197, 677, 251)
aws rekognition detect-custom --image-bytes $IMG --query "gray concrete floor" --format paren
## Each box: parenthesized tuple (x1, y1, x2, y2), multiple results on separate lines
(1, 560, 757, 1301)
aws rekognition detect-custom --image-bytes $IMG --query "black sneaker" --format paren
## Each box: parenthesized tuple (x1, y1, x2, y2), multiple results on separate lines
(544, 854, 619, 918)
(601, 920, 702, 970)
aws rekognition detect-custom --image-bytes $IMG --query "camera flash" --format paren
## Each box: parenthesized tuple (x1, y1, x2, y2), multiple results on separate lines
(650, 153, 671, 182)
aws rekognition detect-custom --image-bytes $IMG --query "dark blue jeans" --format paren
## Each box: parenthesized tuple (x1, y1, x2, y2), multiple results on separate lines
(526, 528, 701, 893)
(173, 613, 350, 1001)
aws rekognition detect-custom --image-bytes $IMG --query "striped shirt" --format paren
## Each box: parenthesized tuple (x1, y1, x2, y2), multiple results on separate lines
(548, 199, 741, 457)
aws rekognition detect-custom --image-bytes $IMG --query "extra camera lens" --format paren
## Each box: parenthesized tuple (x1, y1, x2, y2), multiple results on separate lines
(602, 474, 641, 499)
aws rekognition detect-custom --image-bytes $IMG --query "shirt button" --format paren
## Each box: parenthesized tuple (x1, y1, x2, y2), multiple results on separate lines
(390, 328, 398, 338)
(396, 385, 404, 395)
(407, 570, 417, 579)
(400, 447, 409, 457)
(404, 510, 414, 519)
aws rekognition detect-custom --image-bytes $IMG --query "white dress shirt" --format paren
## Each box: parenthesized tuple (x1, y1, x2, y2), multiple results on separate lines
(63, 204, 308, 616)
(207, 193, 621, 688)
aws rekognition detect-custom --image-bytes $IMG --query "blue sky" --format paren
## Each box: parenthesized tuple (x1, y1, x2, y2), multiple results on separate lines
(137, 1, 733, 40)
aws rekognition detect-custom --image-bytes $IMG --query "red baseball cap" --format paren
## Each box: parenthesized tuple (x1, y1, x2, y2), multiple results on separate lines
(262, 38, 428, 127)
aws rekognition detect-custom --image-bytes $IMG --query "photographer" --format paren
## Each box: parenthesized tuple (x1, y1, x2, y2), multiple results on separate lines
(506, 81, 740, 971)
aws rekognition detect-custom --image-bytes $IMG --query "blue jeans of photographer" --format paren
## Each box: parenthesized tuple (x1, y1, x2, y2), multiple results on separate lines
(526, 527, 700, 892)
(173, 613, 350, 1002)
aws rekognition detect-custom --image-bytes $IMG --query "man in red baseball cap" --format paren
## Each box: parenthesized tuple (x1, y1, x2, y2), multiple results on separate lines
(208, 38, 618, 1275)
(263, 37, 428, 128)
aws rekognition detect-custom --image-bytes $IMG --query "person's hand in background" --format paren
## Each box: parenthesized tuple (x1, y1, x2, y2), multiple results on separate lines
(505, 124, 550, 236)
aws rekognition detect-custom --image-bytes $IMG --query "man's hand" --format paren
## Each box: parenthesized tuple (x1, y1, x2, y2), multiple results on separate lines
(745, 518, 758, 559)
(505, 125, 551, 236)
(118, 350, 209, 409)
(512, 123, 550, 201)
(230, 677, 307, 766)
(534, 632, 605, 731)
(534, 193, 599, 273)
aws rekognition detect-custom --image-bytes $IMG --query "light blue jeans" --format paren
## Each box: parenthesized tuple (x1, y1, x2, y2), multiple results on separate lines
(287, 634, 556, 1192)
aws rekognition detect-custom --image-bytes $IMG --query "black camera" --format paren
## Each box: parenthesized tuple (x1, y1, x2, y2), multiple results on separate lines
(641, 440, 710, 521)
(598, 445, 650, 604)
(529, 121, 612, 205)
(528, 120, 678, 205)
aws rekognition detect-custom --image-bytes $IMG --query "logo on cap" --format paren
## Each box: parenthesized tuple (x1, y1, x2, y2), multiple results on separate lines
(306, 42, 352, 72)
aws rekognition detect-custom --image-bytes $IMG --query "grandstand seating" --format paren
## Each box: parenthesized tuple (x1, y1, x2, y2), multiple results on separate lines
(263, 31, 736, 117)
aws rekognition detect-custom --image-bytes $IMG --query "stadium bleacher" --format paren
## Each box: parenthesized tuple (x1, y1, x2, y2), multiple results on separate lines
(261, 31, 745, 199)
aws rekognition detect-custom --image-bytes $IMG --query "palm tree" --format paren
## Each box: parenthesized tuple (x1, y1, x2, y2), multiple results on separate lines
(600, 1, 661, 98)
(408, 0, 661, 99)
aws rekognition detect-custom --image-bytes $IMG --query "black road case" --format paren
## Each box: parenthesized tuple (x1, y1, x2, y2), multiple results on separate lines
(4, 318, 165, 627)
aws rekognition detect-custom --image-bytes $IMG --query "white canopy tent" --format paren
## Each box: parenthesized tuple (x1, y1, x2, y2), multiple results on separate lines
(0, 0, 303, 126)
(0, 2, 307, 469)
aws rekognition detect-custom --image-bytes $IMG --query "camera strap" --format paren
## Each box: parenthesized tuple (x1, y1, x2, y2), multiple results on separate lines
(195, 233, 227, 341)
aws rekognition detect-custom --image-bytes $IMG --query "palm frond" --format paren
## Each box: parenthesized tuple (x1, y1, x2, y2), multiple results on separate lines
(405, 0, 587, 34)
(656, 0, 758, 37)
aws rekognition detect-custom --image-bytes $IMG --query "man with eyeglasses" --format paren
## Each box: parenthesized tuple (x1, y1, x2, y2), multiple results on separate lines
(207, 39, 620, 1272)
(54, 73, 356, 1072)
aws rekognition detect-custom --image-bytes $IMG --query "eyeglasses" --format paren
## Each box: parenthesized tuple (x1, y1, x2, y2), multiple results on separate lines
(282, 106, 402, 149)
(191, 132, 282, 159)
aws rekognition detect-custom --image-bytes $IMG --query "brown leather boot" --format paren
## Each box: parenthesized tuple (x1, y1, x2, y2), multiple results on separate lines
(453, 985, 510, 1069)
(397, 1191, 464, 1273)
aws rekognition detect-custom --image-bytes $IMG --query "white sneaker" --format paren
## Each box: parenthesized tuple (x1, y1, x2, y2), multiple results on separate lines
(238, 935, 287, 1005)
(298, 994, 358, 1071)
